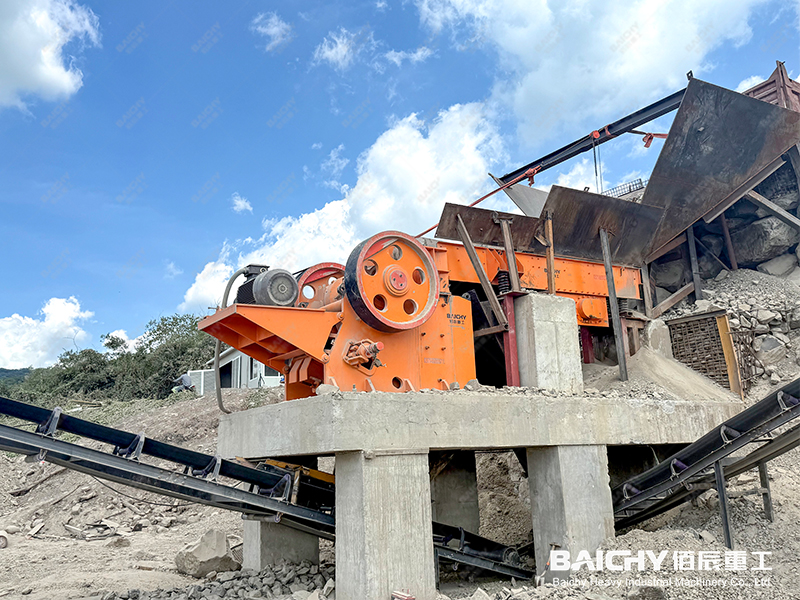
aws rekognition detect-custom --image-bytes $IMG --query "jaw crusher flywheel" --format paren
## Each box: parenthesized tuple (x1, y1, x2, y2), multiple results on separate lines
(344, 231, 439, 332)
(296, 262, 345, 307)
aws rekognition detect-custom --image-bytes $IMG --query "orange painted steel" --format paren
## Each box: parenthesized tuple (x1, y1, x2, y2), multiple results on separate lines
(199, 295, 475, 400)
(296, 263, 345, 308)
(198, 229, 642, 400)
(199, 234, 476, 400)
(426, 240, 641, 327)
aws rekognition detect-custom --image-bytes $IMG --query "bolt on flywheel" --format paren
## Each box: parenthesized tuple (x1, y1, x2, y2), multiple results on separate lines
(344, 231, 439, 332)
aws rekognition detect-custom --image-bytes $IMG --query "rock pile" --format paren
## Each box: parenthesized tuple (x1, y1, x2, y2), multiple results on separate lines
(97, 563, 334, 600)
(650, 163, 800, 289)
(661, 268, 800, 386)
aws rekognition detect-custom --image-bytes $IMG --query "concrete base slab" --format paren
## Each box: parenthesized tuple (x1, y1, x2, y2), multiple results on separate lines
(242, 518, 319, 570)
(218, 393, 742, 458)
(527, 445, 614, 573)
(336, 449, 436, 600)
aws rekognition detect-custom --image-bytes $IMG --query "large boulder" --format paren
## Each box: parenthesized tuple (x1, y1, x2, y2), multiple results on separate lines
(730, 217, 800, 267)
(754, 335, 786, 366)
(754, 163, 799, 212)
(698, 254, 723, 279)
(650, 259, 688, 292)
(757, 253, 798, 277)
(175, 529, 240, 578)
(699, 234, 724, 256)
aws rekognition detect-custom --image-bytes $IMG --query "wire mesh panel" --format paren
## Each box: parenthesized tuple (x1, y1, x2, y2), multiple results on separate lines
(730, 329, 760, 395)
(667, 314, 730, 389)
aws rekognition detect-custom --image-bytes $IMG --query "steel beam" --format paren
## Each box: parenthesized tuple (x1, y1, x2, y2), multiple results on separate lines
(500, 88, 686, 184)
(600, 228, 628, 381)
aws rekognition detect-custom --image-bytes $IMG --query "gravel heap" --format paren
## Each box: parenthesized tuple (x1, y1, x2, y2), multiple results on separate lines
(96, 563, 335, 600)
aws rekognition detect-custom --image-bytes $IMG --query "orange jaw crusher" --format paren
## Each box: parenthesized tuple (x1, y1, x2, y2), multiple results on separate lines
(199, 231, 477, 400)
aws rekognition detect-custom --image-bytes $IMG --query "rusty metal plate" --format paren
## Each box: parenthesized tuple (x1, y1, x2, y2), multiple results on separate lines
(434, 203, 546, 253)
(642, 77, 800, 256)
(536, 185, 664, 266)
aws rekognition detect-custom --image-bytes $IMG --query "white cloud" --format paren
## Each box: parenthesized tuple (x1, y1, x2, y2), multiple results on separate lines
(250, 12, 293, 52)
(231, 192, 253, 213)
(0, 297, 93, 368)
(415, 0, 767, 142)
(0, 0, 100, 110)
(376, 0, 388, 9)
(180, 103, 506, 312)
(179, 255, 234, 313)
(321, 144, 350, 191)
(385, 46, 433, 66)
(103, 329, 142, 352)
(164, 260, 183, 279)
(311, 142, 323, 150)
(735, 74, 766, 92)
(313, 27, 375, 71)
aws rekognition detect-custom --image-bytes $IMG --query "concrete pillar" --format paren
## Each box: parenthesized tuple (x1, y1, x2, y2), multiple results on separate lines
(526, 445, 614, 574)
(430, 450, 480, 533)
(242, 518, 319, 570)
(336, 449, 436, 600)
(514, 293, 583, 394)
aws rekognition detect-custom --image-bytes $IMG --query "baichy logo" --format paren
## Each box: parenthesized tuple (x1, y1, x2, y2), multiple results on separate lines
(549, 550, 772, 573)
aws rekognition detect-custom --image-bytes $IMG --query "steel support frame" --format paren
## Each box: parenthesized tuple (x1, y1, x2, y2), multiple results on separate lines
(500, 88, 686, 184)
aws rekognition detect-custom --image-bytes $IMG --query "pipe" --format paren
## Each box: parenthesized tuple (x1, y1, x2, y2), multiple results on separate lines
(214, 266, 249, 414)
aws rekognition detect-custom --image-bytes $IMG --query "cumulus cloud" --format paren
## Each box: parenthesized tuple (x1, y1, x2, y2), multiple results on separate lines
(0, 0, 101, 110)
(231, 192, 253, 213)
(250, 12, 293, 52)
(0, 297, 93, 368)
(313, 27, 375, 71)
(179, 256, 234, 312)
(736, 74, 766, 92)
(385, 46, 433, 66)
(415, 0, 766, 142)
(311, 142, 323, 150)
(180, 103, 506, 312)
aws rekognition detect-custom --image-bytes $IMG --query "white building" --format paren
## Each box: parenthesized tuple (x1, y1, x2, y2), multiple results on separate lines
(189, 348, 281, 394)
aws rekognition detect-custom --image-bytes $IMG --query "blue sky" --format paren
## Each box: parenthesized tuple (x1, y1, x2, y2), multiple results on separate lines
(0, 0, 798, 367)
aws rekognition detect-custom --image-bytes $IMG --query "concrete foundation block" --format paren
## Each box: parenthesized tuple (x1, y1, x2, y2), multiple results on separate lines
(514, 293, 583, 394)
(336, 449, 436, 600)
(526, 445, 614, 573)
(242, 518, 319, 570)
(430, 450, 480, 533)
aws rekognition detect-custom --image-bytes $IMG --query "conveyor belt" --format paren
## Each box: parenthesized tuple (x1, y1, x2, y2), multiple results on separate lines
(0, 396, 533, 580)
(613, 378, 800, 530)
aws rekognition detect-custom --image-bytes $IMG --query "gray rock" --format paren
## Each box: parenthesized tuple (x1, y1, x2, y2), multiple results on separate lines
(756, 163, 799, 211)
(757, 253, 798, 277)
(315, 384, 339, 395)
(730, 217, 800, 266)
(699, 234, 724, 256)
(470, 590, 492, 600)
(643, 319, 673, 359)
(175, 530, 240, 578)
(715, 269, 730, 281)
(770, 372, 782, 385)
(754, 335, 786, 366)
(655, 286, 672, 305)
(627, 587, 667, 600)
(756, 309, 777, 323)
(698, 253, 723, 279)
(651, 259, 688, 292)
